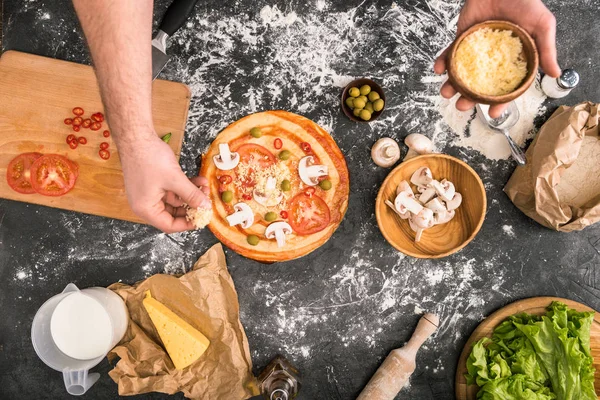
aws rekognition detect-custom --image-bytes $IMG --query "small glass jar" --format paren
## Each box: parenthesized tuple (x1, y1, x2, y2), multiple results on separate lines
(541, 69, 580, 99)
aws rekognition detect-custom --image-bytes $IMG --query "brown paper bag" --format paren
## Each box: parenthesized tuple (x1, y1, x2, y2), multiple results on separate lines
(504, 102, 600, 232)
(106, 243, 259, 399)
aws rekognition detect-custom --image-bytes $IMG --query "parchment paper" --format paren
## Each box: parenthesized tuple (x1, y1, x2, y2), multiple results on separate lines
(106, 243, 259, 399)
(504, 102, 600, 232)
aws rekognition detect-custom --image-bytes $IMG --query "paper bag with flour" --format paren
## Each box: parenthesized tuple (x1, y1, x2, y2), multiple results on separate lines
(106, 244, 259, 399)
(504, 102, 600, 232)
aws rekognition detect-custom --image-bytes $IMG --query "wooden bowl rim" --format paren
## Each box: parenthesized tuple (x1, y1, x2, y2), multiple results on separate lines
(446, 20, 539, 105)
(341, 78, 386, 123)
(454, 296, 600, 399)
(375, 154, 487, 259)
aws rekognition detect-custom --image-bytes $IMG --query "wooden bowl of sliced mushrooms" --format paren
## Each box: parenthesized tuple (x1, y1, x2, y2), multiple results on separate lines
(375, 154, 486, 258)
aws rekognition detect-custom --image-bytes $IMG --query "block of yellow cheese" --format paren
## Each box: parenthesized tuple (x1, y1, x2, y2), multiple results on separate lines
(143, 291, 210, 370)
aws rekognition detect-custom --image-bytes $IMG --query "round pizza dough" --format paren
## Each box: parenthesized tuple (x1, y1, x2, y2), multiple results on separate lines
(200, 111, 350, 262)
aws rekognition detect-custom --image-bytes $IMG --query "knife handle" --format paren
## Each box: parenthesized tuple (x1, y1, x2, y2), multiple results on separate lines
(159, 0, 200, 37)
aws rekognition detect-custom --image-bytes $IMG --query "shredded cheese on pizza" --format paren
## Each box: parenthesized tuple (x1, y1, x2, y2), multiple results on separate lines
(185, 207, 213, 229)
(234, 161, 292, 212)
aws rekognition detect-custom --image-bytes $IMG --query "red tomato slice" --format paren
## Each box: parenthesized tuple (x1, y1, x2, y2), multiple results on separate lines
(288, 193, 331, 235)
(30, 155, 78, 196)
(6, 153, 43, 194)
(235, 144, 276, 168)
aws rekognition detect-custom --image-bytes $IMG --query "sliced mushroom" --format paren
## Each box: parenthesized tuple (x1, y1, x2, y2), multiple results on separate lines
(424, 198, 446, 212)
(444, 192, 462, 211)
(396, 180, 413, 196)
(434, 210, 455, 225)
(395, 191, 423, 215)
(404, 134, 434, 161)
(265, 221, 293, 248)
(430, 179, 456, 202)
(385, 199, 410, 219)
(298, 156, 328, 186)
(213, 143, 240, 170)
(408, 216, 424, 242)
(413, 207, 434, 229)
(225, 203, 254, 228)
(418, 187, 437, 204)
(253, 177, 284, 207)
(371, 138, 401, 168)
(410, 167, 433, 187)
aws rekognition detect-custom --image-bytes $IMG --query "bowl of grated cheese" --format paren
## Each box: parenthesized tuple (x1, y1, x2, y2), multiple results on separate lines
(446, 20, 539, 105)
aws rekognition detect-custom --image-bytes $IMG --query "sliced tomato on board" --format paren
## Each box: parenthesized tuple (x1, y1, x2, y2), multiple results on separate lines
(288, 193, 331, 235)
(6, 152, 43, 194)
(235, 144, 276, 168)
(30, 155, 78, 196)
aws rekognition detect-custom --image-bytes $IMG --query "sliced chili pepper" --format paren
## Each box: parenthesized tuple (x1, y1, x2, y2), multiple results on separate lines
(81, 119, 92, 128)
(305, 187, 316, 197)
(280, 210, 288, 219)
(218, 175, 233, 184)
(90, 122, 102, 131)
(66, 134, 76, 144)
(242, 194, 252, 201)
(300, 142, 311, 153)
(103, 130, 110, 138)
(91, 112, 104, 122)
(100, 142, 109, 150)
(99, 149, 110, 160)
(274, 138, 283, 150)
(64, 118, 73, 125)
(72, 107, 84, 116)
(78, 137, 87, 144)
(69, 140, 78, 149)
(72, 117, 83, 126)
(72, 125, 81, 132)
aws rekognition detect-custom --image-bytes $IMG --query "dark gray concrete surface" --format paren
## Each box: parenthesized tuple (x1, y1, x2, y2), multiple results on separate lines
(1, 1, 600, 399)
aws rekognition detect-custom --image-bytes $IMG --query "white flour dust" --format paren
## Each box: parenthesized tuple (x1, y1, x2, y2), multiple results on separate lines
(502, 225, 516, 238)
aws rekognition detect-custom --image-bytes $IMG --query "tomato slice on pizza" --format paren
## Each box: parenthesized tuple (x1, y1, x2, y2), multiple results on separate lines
(288, 193, 331, 235)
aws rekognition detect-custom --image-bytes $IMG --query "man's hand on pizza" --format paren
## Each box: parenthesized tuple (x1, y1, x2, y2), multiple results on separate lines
(433, 0, 561, 118)
(120, 135, 211, 233)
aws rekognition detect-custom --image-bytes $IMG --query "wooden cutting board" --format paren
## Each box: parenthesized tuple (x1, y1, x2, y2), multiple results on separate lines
(0, 51, 190, 224)
(455, 297, 600, 399)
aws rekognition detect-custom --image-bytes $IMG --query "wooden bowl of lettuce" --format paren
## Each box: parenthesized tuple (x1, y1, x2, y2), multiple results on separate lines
(455, 297, 600, 399)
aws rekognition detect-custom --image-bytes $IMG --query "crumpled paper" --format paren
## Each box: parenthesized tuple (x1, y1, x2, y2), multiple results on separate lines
(107, 243, 259, 399)
(504, 102, 600, 232)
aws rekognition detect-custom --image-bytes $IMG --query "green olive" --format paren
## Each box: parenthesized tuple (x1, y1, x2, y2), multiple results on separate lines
(360, 85, 371, 96)
(360, 109, 372, 121)
(353, 98, 366, 109)
(247, 235, 260, 246)
(221, 190, 233, 203)
(250, 127, 262, 138)
(359, 95, 368, 103)
(278, 150, 291, 160)
(353, 108, 362, 117)
(368, 91, 380, 102)
(281, 179, 291, 192)
(364, 102, 374, 113)
(265, 212, 277, 222)
(373, 99, 385, 112)
(348, 87, 360, 97)
(319, 179, 332, 190)
(345, 97, 355, 108)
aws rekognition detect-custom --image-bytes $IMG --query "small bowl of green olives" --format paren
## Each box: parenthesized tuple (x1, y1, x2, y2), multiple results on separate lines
(341, 78, 386, 122)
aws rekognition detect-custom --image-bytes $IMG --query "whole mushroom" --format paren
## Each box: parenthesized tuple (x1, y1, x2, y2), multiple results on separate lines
(404, 134, 433, 161)
(371, 138, 401, 168)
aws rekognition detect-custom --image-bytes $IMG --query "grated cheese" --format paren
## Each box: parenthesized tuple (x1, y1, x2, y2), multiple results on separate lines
(186, 207, 213, 229)
(455, 28, 527, 96)
(234, 161, 291, 211)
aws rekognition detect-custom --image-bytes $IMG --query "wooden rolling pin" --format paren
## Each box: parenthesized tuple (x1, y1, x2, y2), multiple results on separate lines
(357, 313, 439, 400)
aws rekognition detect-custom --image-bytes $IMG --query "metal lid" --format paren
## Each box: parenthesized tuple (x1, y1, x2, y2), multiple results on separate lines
(557, 69, 580, 89)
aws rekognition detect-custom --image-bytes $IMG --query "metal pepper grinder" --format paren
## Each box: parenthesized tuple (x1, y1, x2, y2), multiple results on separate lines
(541, 68, 580, 99)
(258, 355, 301, 400)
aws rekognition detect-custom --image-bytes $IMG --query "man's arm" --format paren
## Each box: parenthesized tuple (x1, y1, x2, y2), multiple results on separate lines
(72, 0, 210, 232)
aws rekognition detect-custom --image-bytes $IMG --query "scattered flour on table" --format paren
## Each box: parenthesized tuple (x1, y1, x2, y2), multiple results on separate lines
(502, 225, 516, 238)
(555, 136, 600, 207)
